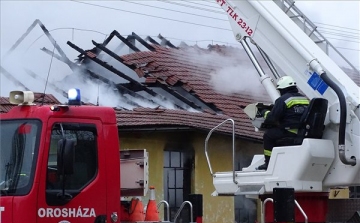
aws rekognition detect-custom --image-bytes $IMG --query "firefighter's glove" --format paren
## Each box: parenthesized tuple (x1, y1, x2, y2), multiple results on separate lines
(260, 109, 270, 118)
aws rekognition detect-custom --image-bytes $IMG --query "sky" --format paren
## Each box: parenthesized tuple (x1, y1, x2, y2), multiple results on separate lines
(0, 0, 359, 100)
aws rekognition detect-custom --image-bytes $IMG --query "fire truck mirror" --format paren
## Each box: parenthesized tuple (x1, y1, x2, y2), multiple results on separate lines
(57, 138, 75, 176)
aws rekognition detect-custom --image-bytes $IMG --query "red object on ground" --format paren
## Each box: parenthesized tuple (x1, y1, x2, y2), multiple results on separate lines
(196, 216, 203, 223)
(145, 186, 160, 221)
(129, 198, 145, 222)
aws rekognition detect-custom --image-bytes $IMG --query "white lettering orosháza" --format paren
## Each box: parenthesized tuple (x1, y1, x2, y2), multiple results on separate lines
(37, 207, 96, 218)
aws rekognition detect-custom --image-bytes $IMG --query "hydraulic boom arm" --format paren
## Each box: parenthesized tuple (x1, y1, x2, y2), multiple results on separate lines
(216, 0, 359, 106)
(212, 0, 360, 190)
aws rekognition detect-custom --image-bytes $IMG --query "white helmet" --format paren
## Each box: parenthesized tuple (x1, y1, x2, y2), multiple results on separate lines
(276, 76, 296, 89)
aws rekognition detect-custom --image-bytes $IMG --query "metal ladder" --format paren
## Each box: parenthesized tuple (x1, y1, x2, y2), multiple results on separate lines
(156, 200, 195, 223)
(157, 200, 170, 222)
(173, 201, 195, 223)
(273, 0, 359, 73)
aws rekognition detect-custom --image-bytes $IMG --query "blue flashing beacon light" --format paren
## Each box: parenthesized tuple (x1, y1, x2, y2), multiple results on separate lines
(68, 88, 81, 105)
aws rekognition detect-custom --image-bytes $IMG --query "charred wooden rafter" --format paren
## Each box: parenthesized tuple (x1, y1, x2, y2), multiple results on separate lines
(79, 30, 156, 65)
(67, 41, 159, 97)
(92, 41, 136, 70)
(131, 32, 156, 51)
(41, 47, 154, 105)
(118, 83, 147, 93)
(111, 31, 140, 52)
(179, 41, 189, 47)
(145, 36, 160, 46)
(77, 30, 117, 58)
(24, 68, 91, 104)
(144, 82, 201, 110)
(87, 30, 155, 61)
(86, 70, 152, 103)
(41, 47, 67, 64)
(158, 34, 178, 49)
(0, 66, 29, 90)
(92, 41, 203, 110)
(24, 68, 68, 98)
(81, 72, 149, 108)
(3, 19, 75, 70)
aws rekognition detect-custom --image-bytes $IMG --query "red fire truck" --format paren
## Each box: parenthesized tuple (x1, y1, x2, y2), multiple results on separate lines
(0, 89, 171, 223)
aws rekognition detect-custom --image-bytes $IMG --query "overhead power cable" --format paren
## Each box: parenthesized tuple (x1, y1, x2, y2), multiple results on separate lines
(181, 0, 223, 10)
(157, 0, 225, 14)
(313, 21, 360, 32)
(319, 30, 360, 41)
(160, 0, 360, 36)
(317, 26, 359, 37)
(25, 27, 108, 52)
(318, 29, 360, 38)
(122, 0, 227, 21)
(71, 0, 358, 43)
(335, 46, 360, 52)
(321, 36, 360, 44)
(69, 0, 359, 51)
(159, 0, 360, 35)
(126, 1, 360, 43)
(70, 0, 231, 31)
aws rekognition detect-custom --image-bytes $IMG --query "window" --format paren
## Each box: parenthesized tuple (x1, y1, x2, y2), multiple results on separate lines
(0, 120, 41, 196)
(163, 150, 193, 221)
(46, 123, 97, 204)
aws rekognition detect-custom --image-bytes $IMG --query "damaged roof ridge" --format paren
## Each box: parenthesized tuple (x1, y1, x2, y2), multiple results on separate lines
(133, 106, 166, 112)
(114, 112, 251, 136)
(76, 38, 269, 139)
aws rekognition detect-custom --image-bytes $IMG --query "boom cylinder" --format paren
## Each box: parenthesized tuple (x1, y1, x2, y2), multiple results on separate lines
(240, 38, 280, 102)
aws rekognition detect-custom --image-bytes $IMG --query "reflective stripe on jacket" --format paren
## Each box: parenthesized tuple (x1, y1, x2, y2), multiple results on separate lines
(263, 88, 309, 129)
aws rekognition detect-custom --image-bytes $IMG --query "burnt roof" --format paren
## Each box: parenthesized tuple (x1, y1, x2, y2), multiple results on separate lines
(116, 44, 269, 139)
(1, 43, 266, 140)
(61, 33, 268, 140)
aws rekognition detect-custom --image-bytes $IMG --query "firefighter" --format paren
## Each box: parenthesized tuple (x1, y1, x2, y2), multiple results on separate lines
(257, 76, 309, 170)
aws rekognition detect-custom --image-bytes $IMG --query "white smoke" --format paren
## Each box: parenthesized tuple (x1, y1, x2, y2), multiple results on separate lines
(1, 41, 188, 110)
(146, 96, 177, 110)
(57, 69, 130, 109)
(1, 27, 271, 109)
(82, 60, 177, 110)
(209, 65, 263, 95)
(1, 45, 71, 100)
(182, 46, 269, 99)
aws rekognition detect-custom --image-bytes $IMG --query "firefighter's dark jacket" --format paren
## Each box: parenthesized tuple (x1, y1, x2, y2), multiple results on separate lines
(263, 86, 309, 129)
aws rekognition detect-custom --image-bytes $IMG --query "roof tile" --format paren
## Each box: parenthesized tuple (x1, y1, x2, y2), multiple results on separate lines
(118, 45, 273, 139)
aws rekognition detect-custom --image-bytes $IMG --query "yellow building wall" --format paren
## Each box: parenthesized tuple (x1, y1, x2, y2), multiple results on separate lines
(119, 130, 262, 223)
(192, 133, 235, 223)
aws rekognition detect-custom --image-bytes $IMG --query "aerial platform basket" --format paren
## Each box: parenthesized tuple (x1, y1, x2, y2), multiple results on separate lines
(205, 119, 335, 196)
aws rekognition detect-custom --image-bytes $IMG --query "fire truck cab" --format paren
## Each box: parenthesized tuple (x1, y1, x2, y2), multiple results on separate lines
(0, 90, 124, 223)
